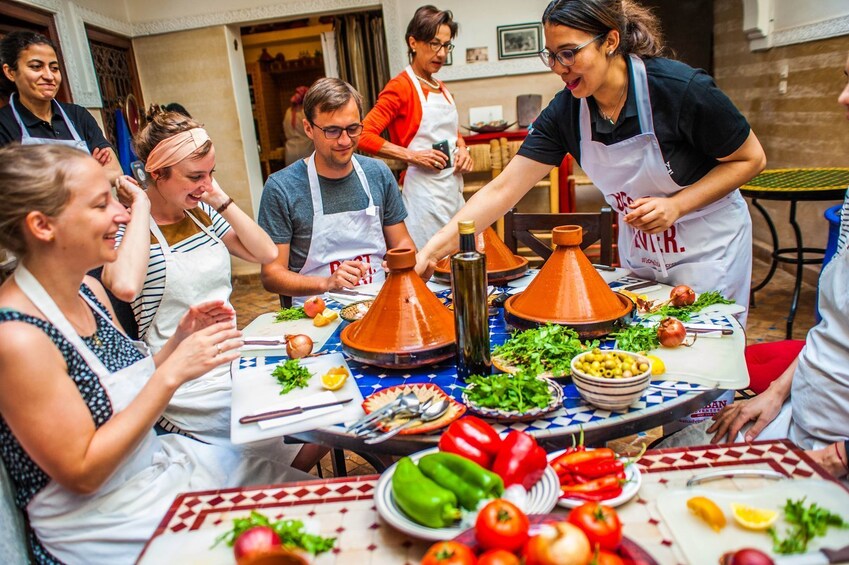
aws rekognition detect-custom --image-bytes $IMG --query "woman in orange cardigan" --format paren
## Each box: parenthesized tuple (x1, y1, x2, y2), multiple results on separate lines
(359, 5, 473, 248)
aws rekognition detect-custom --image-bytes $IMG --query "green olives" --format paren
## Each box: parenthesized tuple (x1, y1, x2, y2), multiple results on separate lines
(574, 350, 649, 379)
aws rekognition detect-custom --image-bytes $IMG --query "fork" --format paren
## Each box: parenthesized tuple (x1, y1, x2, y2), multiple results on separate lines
(357, 397, 436, 438)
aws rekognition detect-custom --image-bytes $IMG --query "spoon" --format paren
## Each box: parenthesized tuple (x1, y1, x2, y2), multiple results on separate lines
(354, 396, 435, 437)
(364, 398, 450, 445)
(346, 392, 419, 433)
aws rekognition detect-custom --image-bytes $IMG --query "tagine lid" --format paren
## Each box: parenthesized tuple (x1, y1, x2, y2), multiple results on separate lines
(341, 248, 456, 355)
(504, 225, 631, 324)
(433, 227, 529, 280)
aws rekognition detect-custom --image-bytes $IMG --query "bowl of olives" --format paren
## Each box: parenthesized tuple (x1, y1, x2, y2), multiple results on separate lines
(570, 349, 652, 411)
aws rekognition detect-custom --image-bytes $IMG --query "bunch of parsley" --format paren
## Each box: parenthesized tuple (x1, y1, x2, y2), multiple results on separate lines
(274, 307, 307, 322)
(492, 323, 598, 377)
(646, 290, 734, 322)
(271, 359, 312, 395)
(213, 510, 335, 554)
(610, 323, 660, 353)
(769, 497, 847, 554)
(463, 370, 553, 412)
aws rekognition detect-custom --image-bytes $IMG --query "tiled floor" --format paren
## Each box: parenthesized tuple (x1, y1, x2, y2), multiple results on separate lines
(230, 259, 820, 476)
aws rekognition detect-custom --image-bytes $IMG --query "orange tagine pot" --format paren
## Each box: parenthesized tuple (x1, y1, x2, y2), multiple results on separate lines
(503, 225, 633, 338)
(341, 248, 456, 369)
(432, 227, 528, 284)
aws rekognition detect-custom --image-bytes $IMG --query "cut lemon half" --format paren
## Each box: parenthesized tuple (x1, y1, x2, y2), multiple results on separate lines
(730, 503, 778, 530)
(313, 308, 339, 327)
(321, 366, 348, 391)
(687, 496, 726, 532)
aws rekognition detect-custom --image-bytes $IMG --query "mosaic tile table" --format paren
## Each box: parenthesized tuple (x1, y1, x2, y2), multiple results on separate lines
(138, 440, 845, 564)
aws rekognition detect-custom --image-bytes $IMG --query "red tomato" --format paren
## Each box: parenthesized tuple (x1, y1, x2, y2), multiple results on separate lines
(591, 550, 625, 565)
(421, 541, 477, 565)
(567, 502, 623, 551)
(475, 499, 530, 552)
(232, 526, 280, 561)
(522, 522, 592, 565)
(478, 549, 521, 565)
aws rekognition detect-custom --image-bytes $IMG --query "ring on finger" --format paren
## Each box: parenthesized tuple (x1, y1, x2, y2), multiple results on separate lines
(215, 342, 222, 355)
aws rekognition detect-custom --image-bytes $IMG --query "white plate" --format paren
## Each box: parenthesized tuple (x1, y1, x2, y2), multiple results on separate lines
(375, 447, 560, 541)
(548, 448, 642, 509)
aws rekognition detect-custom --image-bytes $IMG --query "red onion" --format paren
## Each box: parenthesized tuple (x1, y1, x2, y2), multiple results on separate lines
(233, 526, 281, 561)
(670, 285, 696, 307)
(657, 317, 687, 348)
(285, 334, 314, 359)
(720, 548, 775, 565)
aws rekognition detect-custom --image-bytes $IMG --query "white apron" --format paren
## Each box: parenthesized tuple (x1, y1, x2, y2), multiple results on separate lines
(401, 66, 465, 249)
(579, 55, 752, 321)
(146, 213, 233, 442)
(295, 153, 386, 305)
(9, 93, 89, 153)
(14, 265, 297, 564)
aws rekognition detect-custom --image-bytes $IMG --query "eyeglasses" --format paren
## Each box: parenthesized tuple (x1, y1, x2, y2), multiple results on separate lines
(538, 33, 606, 68)
(427, 40, 454, 53)
(310, 122, 364, 139)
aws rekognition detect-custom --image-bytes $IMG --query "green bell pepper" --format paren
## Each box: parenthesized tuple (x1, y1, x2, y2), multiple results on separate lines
(391, 457, 461, 528)
(417, 452, 505, 510)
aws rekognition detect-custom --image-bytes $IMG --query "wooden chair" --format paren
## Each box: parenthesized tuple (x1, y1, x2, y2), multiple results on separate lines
(461, 142, 496, 197)
(502, 206, 615, 266)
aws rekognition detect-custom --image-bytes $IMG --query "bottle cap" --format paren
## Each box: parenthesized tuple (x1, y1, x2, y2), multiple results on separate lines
(458, 220, 475, 234)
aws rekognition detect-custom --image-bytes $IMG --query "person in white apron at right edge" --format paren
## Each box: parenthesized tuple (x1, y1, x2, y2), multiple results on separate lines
(359, 5, 474, 250)
(0, 144, 308, 564)
(417, 0, 766, 329)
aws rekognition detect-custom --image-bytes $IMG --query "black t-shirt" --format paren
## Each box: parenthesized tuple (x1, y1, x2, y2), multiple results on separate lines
(0, 98, 112, 152)
(518, 56, 750, 187)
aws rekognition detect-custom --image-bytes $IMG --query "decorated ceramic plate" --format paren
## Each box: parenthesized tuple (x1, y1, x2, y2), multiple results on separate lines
(453, 514, 659, 564)
(462, 376, 563, 423)
(463, 121, 516, 133)
(374, 447, 560, 541)
(340, 299, 374, 322)
(548, 448, 642, 508)
(362, 383, 465, 435)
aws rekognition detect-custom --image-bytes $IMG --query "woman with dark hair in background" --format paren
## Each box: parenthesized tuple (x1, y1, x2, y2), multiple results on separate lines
(284, 85, 314, 166)
(417, 0, 766, 325)
(0, 31, 123, 181)
(359, 5, 473, 249)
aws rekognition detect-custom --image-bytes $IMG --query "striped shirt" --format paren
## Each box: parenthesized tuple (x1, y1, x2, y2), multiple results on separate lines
(115, 203, 231, 339)
(837, 188, 848, 255)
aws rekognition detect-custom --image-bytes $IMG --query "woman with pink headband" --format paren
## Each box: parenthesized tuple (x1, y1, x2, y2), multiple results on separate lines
(103, 111, 279, 446)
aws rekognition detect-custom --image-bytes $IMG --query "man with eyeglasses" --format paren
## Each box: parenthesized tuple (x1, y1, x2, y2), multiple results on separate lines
(258, 78, 415, 305)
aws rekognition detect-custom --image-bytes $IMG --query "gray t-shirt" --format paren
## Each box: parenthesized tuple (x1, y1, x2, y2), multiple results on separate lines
(258, 155, 407, 272)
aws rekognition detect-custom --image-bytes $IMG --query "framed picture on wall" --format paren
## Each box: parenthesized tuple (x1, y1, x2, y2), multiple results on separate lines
(497, 23, 543, 60)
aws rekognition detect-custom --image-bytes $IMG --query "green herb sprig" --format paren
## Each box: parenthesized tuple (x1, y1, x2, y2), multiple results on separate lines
(212, 510, 335, 555)
(274, 307, 307, 322)
(463, 371, 553, 412)
(271, 359, 312, 395)
(645, 290, 734, 321)
(492, 323, 598, 377)
(769, 497, 848, 554)
(610, 323, 659, 353)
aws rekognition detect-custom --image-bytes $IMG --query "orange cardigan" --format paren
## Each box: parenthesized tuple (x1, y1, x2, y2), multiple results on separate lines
(359, 70, 463, 155)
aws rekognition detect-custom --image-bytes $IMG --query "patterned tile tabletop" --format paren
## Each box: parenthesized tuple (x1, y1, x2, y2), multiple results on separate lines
(138, 440, 847, 564)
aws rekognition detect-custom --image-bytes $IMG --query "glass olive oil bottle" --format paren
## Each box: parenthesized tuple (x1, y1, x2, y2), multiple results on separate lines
(451, 220, 491, 379)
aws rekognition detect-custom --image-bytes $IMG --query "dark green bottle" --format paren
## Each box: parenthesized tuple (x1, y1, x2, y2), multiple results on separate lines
(451, 220, 491, 379)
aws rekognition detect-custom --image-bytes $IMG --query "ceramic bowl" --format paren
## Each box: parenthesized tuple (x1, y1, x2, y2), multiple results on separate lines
(570, 350, 651, 411)
(462, 376, 563, 422)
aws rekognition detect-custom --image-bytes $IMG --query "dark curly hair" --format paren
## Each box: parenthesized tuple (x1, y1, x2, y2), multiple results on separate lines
(0, 30, 56, 97)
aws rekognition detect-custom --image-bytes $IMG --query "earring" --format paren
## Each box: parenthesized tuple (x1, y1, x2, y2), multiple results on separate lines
(608, 50, 613, 56)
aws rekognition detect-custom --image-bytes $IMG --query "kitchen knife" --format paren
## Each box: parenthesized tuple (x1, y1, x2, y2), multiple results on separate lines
(239, 398, 352, 424)
(620, 280, 660, 292)
(774, 543, 849, 565)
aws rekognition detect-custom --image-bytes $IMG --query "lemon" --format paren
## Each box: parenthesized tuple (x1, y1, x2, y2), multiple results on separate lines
(687, 496, 726, 532)
(645, 354, 666, 376)
(730, 503, 778, 530)
(313, 308, 338, 327)
(321, 366, 348, 390)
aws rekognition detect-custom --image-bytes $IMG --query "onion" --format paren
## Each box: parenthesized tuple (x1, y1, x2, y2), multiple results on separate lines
(720, 548, 775, 565)
(657, 317, 687, 348)
(285, 334, 314, 359)
(233, 526, 281, 561)
(670, 285, 696, 307)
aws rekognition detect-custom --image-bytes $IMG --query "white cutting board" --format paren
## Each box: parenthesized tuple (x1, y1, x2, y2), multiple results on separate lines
(657, 479, 849, 565)
(239, 311, 341, 355)
(230, 352, 364, 444)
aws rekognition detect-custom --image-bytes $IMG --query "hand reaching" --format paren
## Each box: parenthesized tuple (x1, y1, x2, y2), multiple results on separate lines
(327, 261, 369, 291)
(114, 175, 147, 209)
(706, 391, 784, 444)
(624, 196, 681, 234)
(162, 321, 243, 386)
(414, 252, 437, 280)
(174, 300, 236, 343)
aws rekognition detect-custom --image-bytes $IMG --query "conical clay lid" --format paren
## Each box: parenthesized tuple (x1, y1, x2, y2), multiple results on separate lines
(504, 225, 632, 330)
(341, 248, 456, 368)
(433, 227, 528, 284)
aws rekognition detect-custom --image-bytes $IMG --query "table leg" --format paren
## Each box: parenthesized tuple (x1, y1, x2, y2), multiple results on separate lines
(330, 448, 348, 477)
(749, 198, 779, 307)
(786, 200, 804, 339)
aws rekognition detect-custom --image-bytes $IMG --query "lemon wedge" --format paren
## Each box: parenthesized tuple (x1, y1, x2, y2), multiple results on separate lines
(687, 496, 726, 532)
(730, 503, 778, 530)
(313, 308, 338, 327)
(321, 366, 348, 391)
(645, 354, 666, 376)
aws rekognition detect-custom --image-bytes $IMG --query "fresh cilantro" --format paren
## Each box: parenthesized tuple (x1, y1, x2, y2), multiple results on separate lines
(212, 510, 335, 555)
(274, 307, 307, 322)
(610, 324, 659, 353)
(271, 359, 312, 395)
(768, 497, 848, 554)
(645, 290, 734, 321)
(463, 370, 553, 412)
(492, 323, 598, 377)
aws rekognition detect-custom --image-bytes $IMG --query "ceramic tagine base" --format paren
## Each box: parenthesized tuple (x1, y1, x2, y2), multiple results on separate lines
(432, 227, 529, 285)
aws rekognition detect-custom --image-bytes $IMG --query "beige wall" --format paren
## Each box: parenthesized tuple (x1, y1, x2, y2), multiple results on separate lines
(133, 26, 257, 275)
(714, 0, 848, 282)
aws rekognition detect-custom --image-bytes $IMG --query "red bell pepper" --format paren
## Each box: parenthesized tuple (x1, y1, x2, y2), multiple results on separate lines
(559, 474, 625, 501)
(438, 416, 503, 469)
(491, 430, 547, 490)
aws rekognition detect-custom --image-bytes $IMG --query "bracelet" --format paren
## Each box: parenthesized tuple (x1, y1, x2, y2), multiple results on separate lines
(836, 442, 849, 473)
(216, 197, 234, 214)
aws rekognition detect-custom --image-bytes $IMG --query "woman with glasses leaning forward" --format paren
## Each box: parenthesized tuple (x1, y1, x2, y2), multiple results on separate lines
(416, 0, 766, 324)
(359, 5, 474, 249)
